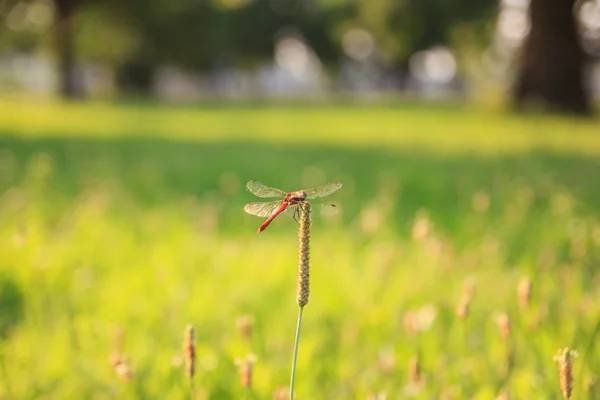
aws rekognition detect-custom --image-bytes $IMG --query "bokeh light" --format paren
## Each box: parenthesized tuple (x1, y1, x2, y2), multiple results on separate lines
(409, 46, 457, 84)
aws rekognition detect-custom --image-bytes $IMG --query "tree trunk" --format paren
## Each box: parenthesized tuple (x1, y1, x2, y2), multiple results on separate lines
(513, 0, 591, 115)
(54, 0, 81, 98)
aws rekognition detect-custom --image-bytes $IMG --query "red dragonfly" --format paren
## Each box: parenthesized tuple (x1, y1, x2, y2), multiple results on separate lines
(244, 180, 342, 233)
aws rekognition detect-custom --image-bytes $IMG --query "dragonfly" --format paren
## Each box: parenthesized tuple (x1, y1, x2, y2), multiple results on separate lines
(244, 180, 342, 233)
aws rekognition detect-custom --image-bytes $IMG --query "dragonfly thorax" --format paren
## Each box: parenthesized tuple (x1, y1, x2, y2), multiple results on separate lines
(288, 190, 307, 203)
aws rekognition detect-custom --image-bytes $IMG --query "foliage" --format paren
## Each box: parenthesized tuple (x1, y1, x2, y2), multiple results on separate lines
(0, 274, 24, 339)
(2, 0, 497, 69)
(0, 100, 599, 398)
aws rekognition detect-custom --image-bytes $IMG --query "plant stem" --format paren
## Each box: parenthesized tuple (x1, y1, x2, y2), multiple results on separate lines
(290, 305, 304, 400)
(190, 377, 195, 400)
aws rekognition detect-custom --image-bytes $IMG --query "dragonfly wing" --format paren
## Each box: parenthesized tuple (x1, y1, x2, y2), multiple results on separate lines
(285, 202, 338, 217)
(244, 201, 284, 218)
(304, 182, 342, 199)
(246, 180, 287, 198)
(314, 203, 339, 216)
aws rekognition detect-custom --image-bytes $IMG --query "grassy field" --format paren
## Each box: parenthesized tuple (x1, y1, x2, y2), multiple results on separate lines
(0, 99, 599, 399)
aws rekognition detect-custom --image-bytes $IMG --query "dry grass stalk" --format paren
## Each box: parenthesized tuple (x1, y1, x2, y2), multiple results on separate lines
(408, 355, 421, 384)
(456, 280, 475, 320)
(366, 391, 387, 400)
(237, 354, 257, 389)
(496, 313, 511, 339)
(377, 347, 396, 374)
(495, 389, 508, 400)
(183, 324, 196, 378)
(115, 360, 134, 382)
(403, 311, 418, 336)
(273, 386, 288, 400)
(455, 299, 470, 320)
(463, 280, 476, 303)
(235, 314, 254, 340)
(290, 203, 312, 399)
(585, 374, 597, 392)
(110, 354, 134, 382)
(297, 203, 311, 307)
(108, 325, 133, 382)
(411, 210, 430, 242)
(554, 348, 578, 399)
(518, 277, 532, 310)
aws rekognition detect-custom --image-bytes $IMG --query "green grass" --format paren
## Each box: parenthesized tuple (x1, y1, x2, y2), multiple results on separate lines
(0, 99, 599, 399)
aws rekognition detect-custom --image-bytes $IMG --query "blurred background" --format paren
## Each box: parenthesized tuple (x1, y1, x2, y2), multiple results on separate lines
(0, 0, 599, 109)
(1, 0, 600, 399)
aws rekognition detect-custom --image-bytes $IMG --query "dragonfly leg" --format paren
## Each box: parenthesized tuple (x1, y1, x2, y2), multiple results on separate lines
(298, 202, 309, 223)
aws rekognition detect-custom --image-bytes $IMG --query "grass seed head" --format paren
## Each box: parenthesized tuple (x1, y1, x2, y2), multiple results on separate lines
(456, 299, 470, 320)
(463, 280, 476, 302)
(585, 374, 597, 392)
(237, 354, 257, 389)
(495, 390, 508, 400)
(496, 313, 511, 339)
(366, 391, 387, 400)
(273, 386, 288, 400)
(112, 355, 134, 382)
(403, 311, 418, 336)
(297, 203, 311, 307)
(456, 280, 475, 320)
(408, 355, 421, 384)
(109, 351, 122, 368)
(554, 348, 578, 399)
(411, 210, 430, 242)
(183, 324, 196, 378)
(377, 347, 396, 374)
(518, 277, 532, 310)
(235, 314, 254, 340)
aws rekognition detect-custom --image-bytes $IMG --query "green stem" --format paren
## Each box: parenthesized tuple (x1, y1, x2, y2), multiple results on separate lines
(290, 306, 304, 400)
(190, 376, 195, 400)
(0, 345, 13, 397)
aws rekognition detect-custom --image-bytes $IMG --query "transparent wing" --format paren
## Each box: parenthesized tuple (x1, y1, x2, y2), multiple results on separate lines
(303, 182, 342, 199)
(285, 202, 339, 217)
(313, 203, 339, 216)
(246, 180, 287, 198)
(244, 201, 283, 218)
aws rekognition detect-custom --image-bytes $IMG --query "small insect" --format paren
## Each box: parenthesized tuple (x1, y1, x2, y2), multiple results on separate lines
(244, 180, 342, 233)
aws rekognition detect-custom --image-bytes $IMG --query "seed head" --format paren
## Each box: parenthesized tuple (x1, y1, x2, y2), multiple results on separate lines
(411, 210, 430, 241)
(408, 355, 421, 384)
(585, 374, 597, 392)
(456, 280, 475, 320)
(463, 280, 476, 303)
(237, 354, 257, 389)
(183, 324, 196, 378)
(377, 347, 396, 374)
(456, 299, 470, 320)
(554, 348, 578, 399)
(518, 277, 532, 310)
(366, 392, 387, 400)
(273, 387, 288, 400)
(112, 355, 134, 382)
(495, 389, 508, 400)
(109, 351, 122, 368)
(297, 203, 311, 307)
(496, 313, 511, 339)
(235, 314, 254, 340)
(115, 360, 134, 382)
